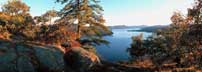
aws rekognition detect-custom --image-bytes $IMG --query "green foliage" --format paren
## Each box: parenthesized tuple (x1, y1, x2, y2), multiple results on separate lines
(0, 0, 72, 44)
(0, 0, 111, 71)
(34, 16, 49, 25)
(35, 24, 74, 44)
(2, 0, 30, 15)
(128, 0, 202, 70)
(42, 9, 58, 24)
(56, 0, 111, 45)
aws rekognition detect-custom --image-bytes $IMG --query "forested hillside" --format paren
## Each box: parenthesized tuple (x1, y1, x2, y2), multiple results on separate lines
(127, 0, 202, 71)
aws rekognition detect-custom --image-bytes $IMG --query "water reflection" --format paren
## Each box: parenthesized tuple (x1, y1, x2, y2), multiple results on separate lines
(96, 28, 152, 62)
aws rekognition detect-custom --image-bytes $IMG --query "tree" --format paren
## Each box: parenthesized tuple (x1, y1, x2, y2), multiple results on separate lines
(188, 0, 202, 25)
(187, 0, 202, 39)
(1, 0, 33, 26)
(34, 16, 49, 25)
(56, 0, 111, 39)
(43, 9, 58, 24)
(1, 0, 30, 15)
(127, 0, 202, 70)
(127, 33, 146, 58)
(0, 0, 37, 41)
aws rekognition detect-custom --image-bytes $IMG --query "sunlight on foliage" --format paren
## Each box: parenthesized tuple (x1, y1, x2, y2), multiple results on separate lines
(127, 0, 202, 71)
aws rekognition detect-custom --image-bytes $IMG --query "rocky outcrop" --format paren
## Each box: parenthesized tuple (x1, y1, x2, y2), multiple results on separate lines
(0, 39, 101, 72)
(0, 39, 151, 72)
(0, 39, 64, 72)
(89, 61, 151, 72)
(63, 47, 101, 72)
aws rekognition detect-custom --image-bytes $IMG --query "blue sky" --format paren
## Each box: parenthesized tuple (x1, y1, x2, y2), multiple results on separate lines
(0, 0, 194, 26)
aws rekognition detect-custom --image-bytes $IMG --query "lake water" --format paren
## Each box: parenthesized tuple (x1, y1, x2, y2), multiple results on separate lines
(96, 28, 152, 62)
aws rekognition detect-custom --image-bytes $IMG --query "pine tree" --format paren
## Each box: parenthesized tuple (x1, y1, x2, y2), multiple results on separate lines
(56, 0, 111, 39)
(43, 9, 58, 24)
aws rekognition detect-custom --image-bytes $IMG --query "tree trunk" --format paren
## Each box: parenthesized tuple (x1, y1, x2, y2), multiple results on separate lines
(77, 0, 81, 39)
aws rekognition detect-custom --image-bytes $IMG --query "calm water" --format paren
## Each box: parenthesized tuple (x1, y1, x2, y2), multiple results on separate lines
(96, 28, 152, 62)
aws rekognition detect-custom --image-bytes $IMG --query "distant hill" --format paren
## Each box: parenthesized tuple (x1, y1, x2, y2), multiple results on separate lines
(127, 25, 168, 32)
(109, 25, 147, 29)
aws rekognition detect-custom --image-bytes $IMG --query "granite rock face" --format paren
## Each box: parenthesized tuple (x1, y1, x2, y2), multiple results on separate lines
(0, 39, 149, 72)
(0, 40, 64, 72)
(63, 47, 101, 72)
(0, 39, 101, 72)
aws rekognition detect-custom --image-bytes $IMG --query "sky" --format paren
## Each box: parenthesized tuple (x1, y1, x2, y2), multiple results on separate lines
(0, 0, 194, 26)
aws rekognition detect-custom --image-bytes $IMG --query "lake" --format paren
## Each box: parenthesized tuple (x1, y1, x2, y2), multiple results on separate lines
(96, 28, 152, 62)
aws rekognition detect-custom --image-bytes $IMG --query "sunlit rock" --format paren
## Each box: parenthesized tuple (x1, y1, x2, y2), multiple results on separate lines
(63, 47, 101, 72)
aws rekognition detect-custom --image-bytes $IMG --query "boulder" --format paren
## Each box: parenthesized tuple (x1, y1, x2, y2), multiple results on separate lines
(0, 39, 101, 72)
(0, 39, 64, 72)
(63, 47, 101, 72)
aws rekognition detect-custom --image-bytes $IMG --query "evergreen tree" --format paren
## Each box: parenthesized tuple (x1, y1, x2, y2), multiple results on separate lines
(56, 0, 111, 39)
(43, 9, 58, 24)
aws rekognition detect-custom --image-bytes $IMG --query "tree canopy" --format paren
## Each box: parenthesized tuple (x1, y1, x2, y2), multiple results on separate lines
(1, 0, 30, 15)
(56, 0, 111, 39)
(127, 0, 202, 70)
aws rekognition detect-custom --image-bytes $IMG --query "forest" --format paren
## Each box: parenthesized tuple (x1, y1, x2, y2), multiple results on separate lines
(0, 0, 202, 72)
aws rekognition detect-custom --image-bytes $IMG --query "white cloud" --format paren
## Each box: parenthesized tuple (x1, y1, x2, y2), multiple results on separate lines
(105, 0, 194, 26)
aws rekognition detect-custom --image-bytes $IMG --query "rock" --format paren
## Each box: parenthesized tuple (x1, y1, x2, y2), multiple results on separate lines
(0, 39, 64, 72)
(32, 45, 64, 72)
(63, 47, 101, 72)
(88, 61, 151, 72)
(17, 55, 35, 72)
(0, 39, 151, 72)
